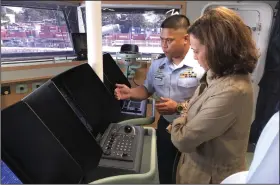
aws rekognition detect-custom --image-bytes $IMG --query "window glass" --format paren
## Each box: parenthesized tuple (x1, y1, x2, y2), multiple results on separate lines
(81, 7, 180, 57)
(1, 6, 73, 58)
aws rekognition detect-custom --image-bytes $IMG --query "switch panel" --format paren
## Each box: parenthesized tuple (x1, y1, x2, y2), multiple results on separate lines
(1, 86, 11, 95)
(16, 84, 28, 94)
(32, 82, 44, 91)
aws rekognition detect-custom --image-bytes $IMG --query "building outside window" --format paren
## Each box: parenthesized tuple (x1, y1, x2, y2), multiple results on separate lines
(0, 3, 181, 62)
(80, 6, 180, 57)
(1, 5, 74, 60)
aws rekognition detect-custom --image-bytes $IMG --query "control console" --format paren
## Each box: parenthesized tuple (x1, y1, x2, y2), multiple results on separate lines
(84, 123, 145, 181)
(102, 129, 135, 162)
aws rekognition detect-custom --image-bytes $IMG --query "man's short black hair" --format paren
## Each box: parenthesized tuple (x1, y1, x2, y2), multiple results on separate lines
(161, 15, 190, 31)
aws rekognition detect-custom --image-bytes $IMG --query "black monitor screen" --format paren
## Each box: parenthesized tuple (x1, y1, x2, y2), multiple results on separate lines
(71, 33, 87, 55)
(23, 80, 103, 174)
(103, 53, 131, 90)
(1, 101, 84, 184)
(1, 161, 22, 184)
(51, 63, 121, 138)
(103, 53, 131, 108)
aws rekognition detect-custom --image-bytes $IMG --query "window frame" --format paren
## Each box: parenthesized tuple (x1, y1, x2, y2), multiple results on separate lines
(101, 1, 186, 15)
(102, 4, 181, 10)
(1, 1, 79, 60)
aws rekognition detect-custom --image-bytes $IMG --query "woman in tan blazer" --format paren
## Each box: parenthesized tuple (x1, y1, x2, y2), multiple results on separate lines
(169, 7, 260, 184)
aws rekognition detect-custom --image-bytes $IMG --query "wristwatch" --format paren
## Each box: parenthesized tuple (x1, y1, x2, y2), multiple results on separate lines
(176, 103, 184, 114)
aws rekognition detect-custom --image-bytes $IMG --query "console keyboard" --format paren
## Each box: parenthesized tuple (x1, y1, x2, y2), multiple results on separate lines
(95, 123, 145, 179)
(102, 132, 135, 162)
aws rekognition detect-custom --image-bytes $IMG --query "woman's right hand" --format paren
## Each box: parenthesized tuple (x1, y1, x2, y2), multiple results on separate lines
(114, 84, 131, 100)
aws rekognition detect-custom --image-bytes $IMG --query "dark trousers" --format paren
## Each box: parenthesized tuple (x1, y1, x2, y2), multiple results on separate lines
(156, 116, 180, 184)
(249, 84, 280, 144)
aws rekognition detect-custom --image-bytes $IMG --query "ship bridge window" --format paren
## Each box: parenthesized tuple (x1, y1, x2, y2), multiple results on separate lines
(1, 2, 79, 63)
(80, 6, 180, 59)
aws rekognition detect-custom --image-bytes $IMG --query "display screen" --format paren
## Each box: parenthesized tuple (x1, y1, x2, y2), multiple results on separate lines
(71, 33, 87, 54)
